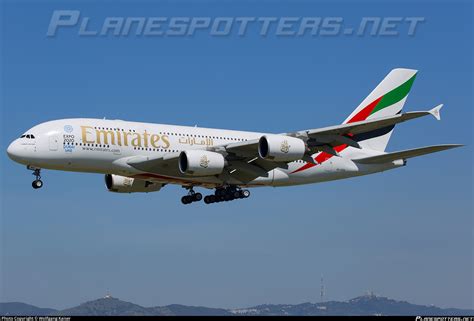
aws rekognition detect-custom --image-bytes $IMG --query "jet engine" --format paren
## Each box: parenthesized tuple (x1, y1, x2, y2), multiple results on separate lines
(179, 150, 225, 176)
(258, 134, 306, 162)
(104, 174, 162, 193)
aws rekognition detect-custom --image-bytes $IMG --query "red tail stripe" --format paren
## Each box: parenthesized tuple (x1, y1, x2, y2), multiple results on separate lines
(292, 96, 384, 174)
(346, 96, 383, 124)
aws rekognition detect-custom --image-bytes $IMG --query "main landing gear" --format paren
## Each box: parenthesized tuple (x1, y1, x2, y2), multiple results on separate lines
(181, 187, 203, 205)
(181, 185, 250, 205)
(203, 186, 250, 204)
(28, 166, 43, 189)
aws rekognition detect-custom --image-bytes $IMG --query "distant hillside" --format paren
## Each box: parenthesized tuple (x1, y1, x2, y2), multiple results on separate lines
(231, 295, 474, 316)
(1, 295, 473, 316)
(57, 298, 152, 316)
(149, 304, 231, 316)
(0, 302, 57, 316)
(56, 298, 230, 316)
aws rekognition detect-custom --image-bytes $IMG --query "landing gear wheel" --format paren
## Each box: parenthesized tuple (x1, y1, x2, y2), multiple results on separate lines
(181, 195, 192, 204)
(204, 186, 250, 204)
(215, 189, 225, 197)
(181, 187, 203, 204)
(32, 179, 43, 189)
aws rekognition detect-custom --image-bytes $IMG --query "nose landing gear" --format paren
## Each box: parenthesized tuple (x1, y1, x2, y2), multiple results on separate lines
(28, 166, 43, 189)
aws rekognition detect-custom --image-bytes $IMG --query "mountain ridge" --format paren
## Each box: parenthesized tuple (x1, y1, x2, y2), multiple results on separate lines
(0, 302, 57, 316)
(1, 295, 472, 316)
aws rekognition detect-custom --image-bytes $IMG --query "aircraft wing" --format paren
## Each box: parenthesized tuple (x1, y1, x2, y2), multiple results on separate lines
(287, 104, 443, 153)
(221, 105, 444, 161)
(125, 152, 181, 173)
(125, 146, 281, 184)
(125, 104, 445, 184)
(352, 144, 463, 164)
(213, 139, 290, 183)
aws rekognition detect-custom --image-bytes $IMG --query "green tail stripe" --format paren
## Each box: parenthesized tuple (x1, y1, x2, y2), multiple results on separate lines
(370, 74, 417, 115)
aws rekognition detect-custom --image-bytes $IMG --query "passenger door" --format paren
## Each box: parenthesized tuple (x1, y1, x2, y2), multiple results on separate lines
(49, 135, 59, 151)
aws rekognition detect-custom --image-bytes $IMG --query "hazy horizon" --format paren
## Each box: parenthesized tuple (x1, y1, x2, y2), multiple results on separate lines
(1, 291, 473, 311)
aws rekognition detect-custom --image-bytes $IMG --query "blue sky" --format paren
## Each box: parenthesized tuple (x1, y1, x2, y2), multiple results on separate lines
(1, 0, 472, 310)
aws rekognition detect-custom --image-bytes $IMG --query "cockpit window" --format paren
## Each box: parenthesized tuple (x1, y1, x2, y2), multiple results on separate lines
(20, 134, 35, 139)
(20, 135, 26, 138)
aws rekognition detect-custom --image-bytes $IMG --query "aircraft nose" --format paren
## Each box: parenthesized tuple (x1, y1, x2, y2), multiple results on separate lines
(7, 140, 21, 161)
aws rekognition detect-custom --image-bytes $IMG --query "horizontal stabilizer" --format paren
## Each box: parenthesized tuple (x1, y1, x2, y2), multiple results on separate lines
(353, 144, 463, 164)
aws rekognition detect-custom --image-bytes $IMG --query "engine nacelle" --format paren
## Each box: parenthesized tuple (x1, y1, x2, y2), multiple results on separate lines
(104, 174, 162, 193)
(258, 134, 306, 162)
(179, 150, 225, 176)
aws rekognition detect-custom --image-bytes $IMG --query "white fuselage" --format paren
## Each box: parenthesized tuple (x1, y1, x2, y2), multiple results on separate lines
(6, 118, 403, 189)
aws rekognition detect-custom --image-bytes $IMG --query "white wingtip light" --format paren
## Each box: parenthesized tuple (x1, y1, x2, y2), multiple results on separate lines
(429, 104, 443, 120)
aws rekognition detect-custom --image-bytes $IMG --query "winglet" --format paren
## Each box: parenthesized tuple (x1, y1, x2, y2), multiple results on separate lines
(429, 104, 443, 121)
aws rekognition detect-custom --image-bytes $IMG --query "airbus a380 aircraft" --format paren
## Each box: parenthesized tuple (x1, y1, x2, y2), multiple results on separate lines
(7, 68, 462, 204)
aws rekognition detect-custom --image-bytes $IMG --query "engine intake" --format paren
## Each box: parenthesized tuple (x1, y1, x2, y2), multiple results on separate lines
(105, 174, 162, 193)
(258, 135, 306, 162)
(179, 150, 225, 176)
